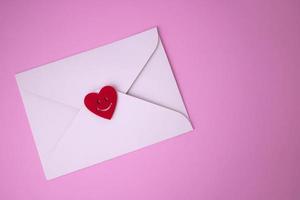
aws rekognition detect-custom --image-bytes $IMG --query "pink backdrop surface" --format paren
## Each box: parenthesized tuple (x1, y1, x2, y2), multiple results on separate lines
(0, 0, 299, 199)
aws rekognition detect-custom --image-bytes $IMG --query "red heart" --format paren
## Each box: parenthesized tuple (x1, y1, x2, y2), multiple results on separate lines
(84, 86, 117, 120)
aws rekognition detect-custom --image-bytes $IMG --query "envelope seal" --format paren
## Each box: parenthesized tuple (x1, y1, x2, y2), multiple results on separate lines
(84, 86, 117, 120)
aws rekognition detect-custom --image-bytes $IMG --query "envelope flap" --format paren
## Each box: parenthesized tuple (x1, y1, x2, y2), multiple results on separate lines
(44, 92, 193, 179)
(15, 28, 159, 108)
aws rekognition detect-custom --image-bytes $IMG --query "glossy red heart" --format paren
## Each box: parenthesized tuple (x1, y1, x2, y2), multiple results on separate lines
(84, 86, 117, 120)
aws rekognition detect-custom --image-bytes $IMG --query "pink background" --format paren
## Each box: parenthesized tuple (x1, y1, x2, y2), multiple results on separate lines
(0, 0, 299, 199)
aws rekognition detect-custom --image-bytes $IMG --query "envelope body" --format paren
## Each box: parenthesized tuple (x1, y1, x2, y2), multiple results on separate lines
(16, 27, 193, 180)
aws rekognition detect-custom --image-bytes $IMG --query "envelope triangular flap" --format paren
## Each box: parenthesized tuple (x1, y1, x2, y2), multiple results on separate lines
(44, 92, 193, 179)
(17, 88, 79, 161)
(15, 28, 159, 109)
(128, 37, 189, 118)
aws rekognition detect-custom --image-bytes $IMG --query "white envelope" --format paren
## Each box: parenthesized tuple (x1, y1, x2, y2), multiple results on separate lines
(15, 27, 193, 180)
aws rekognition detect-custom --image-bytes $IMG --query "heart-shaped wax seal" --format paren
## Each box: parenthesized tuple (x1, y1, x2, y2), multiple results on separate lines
(84, 86, 117, 120)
